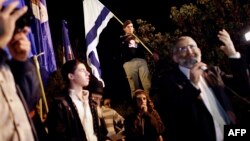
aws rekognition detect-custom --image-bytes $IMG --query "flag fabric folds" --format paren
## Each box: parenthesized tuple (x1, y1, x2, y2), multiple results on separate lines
(62, 20, 74, 63)
(30, 0, 57, 84)
(83, 0, 114, 86)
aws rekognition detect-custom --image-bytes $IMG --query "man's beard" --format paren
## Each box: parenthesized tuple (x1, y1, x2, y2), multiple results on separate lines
(179, 57, 199, 69)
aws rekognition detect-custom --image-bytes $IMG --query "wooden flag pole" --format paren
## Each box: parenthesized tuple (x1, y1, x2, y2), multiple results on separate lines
(33, 52, 49, 121)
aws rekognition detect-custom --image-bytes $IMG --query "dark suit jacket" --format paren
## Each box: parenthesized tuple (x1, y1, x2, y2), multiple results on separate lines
(47, 91, 107, 141)
(158, 58, 250, 141)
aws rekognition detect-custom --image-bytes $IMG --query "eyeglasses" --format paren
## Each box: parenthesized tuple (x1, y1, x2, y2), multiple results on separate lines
(177, 45, 197, 53)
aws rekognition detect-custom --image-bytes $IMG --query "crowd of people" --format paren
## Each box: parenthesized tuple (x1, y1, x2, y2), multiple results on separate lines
(0, 1, 249, 141)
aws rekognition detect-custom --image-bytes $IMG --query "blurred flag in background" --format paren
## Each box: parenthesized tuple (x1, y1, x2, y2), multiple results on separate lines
(62, 20, 74, 63)
(30, 0, 57, 84)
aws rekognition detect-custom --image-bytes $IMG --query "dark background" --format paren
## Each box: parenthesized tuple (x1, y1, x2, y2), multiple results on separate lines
(45, 0, 250, 129)
(46, 0, 193, 103)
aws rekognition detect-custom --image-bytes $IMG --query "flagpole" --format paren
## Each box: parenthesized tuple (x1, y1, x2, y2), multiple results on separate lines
(112, 15, 153, 55)
(33, 52, 49, 121)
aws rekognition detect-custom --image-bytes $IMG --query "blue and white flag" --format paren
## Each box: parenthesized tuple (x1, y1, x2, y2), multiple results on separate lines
(62, 20, 74, 63)
(83, 0, 114, 87)
(31, 0, 57, 84)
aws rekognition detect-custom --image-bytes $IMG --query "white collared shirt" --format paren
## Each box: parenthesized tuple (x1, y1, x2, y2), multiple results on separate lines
(69, 89, 97, 141)
(179, 65, 226, 141)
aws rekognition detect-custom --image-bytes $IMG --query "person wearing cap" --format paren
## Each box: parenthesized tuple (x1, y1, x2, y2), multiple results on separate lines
(88, 74, 104, 107)
(89, 77, 125, 141)
(124, 89, 165, 141)
(120, 20, 159, 98)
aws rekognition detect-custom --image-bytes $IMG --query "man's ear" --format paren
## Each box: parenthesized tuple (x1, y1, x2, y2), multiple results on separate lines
(172, 54, 179, 63)
(68, 73, 74, 80)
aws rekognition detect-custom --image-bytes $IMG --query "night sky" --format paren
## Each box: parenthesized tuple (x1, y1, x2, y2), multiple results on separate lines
(46, 0, 194, 42)
(46, 0, 193, 103)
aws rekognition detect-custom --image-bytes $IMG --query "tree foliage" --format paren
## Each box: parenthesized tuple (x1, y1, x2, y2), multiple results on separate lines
(135, 19, 177, 75)
(135, 0, 250, 74)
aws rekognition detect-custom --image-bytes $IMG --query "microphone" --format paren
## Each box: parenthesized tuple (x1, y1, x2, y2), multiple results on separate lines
(200, 65, 208, 71)
(190, 58, 207, 71)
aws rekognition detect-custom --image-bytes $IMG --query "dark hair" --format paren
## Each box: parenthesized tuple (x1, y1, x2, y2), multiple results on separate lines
(88, 75, 104, 95)
(123, 20, 132, 29)
(133, 89, 154, 112)
(60, 59, 82, 85)
(103, 98, 111, 106)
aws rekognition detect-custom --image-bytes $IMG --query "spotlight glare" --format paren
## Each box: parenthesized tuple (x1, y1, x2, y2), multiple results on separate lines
(245, 31, 250, 41)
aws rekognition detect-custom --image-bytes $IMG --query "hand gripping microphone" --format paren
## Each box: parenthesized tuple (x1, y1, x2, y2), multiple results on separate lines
(190, 58, 207, 71)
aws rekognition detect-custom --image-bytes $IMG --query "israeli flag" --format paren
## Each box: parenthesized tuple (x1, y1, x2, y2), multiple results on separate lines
(83, 0, 114, 87)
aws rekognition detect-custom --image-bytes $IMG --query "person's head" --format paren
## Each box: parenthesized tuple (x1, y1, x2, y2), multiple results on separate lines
(8, 27, 31, 61)
(123, 20, 134, 35)
(172, 36, 201, 69)
(61, 59, 90, 88)
(103, 98, 111, 108)
(0, 1, 28, 49)
(133, 89, 154, 112)
(89, 76, 104, 106)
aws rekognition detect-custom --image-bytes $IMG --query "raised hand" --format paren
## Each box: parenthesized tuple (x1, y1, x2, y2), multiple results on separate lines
(7, 26, 30, 62)
(218, 29, 237, 57)
(0, 1, 28, 48)
(140, 105, 148, 113)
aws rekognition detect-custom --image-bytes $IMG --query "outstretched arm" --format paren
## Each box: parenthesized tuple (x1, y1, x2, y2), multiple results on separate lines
(218, 29, 250, 97)
(218, 29, 238, 57)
